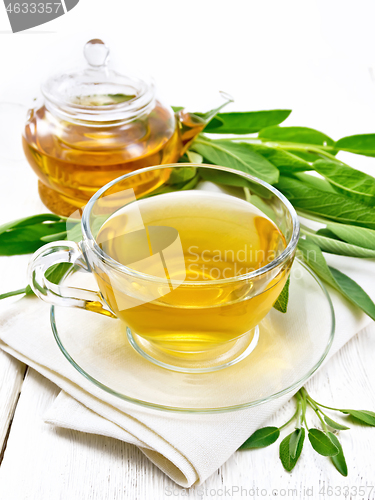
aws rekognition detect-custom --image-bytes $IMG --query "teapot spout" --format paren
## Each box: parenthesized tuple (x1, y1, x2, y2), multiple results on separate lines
(177, 91, 234, 155)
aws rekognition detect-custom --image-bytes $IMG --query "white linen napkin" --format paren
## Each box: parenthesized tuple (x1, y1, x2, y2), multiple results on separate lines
(0, 252, 374, 487)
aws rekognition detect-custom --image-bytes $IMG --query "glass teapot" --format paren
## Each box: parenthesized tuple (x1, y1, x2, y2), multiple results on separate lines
(23, 39, 231, 217)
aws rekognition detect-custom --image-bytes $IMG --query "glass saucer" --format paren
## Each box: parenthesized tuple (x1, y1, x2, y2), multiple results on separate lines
(51, 259, 335, 413)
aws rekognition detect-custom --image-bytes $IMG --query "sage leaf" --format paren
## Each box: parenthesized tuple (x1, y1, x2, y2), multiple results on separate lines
(168, 166, 197, 184)
(276, 176, 375, 229)
(289, 428, 305, 459)
(66, 222, 82, 243)
(0, 213, 62, 236)
(325, 223, 375, 250)
(300, 230, 375, 258)
(239, 426, 280, 450)
(330, 266, 375, 321)
(191, 138, 279, 184)
(298, 238, 375, 320)
(198, 168, 253, 188)
(340, 409, 375, 426)
(204, 110, 291, 134)
(179, 175, 200, 191)
(239, 143, 311, 173)
(259, 126, 336, 161)
(145, 175, 200, 198)
(279, 429, 305, 471)
(41, 231, 68, 243)
(335, 134, 375, 157)
(0, 221, 68, 256)
(316, 227, 341, 239)
(198, 169, 275, 204)
(295, 172, 336, 193)
(324, 416, 350, 431)
(308, 429, 339, 457)
(45, 262, 73, 285)
(259, 126, 335, 146)
(313, 159, 375, 206)
(328, 432, 348, 476)
(273, 277, 290, 313)
(186, 150, 203, 164)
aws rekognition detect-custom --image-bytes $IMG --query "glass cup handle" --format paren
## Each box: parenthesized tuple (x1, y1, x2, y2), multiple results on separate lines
(28, 240, 116, 317)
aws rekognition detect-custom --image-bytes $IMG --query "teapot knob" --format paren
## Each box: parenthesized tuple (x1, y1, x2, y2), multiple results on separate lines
(84, 39, 110, 68)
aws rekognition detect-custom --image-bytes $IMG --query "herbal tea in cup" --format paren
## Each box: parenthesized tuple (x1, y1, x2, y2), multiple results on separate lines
(28, 164, 299, 372)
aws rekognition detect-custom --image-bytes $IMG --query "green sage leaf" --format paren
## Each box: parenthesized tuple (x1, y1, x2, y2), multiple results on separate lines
(340, 409, 375, 426)
(259, 126, 335, 147)
(239, 426, 280, 450)
(335, 134, 375, 157)
(198, 168, 252, 188)
(308, 428, 339, 457)
(298, 238, 375, 320)
(324, 416, 350, 431)
(295, 172, 336, 193)
(330, 266, 375, 321)
(41, 231, 68, 243)
(313, 159, 375, 206)
(316, 227, 340, 239)
(0, 214, 62, 236)
(186, 150, 203, 164)
(325, 223, 375, 250)
(279, 429, 305, 471)
(273, 277, 290, 313)
(259, 126, 336, 161)
(192, 138, 279, 184)
(0, 221, 68, 256)
(276, 176, 375, 229)
(239, 143, 311, 173)
(204, 110, 291, 134)
(168, 166, 197, 184)
(301, 230, 375, 258)
(66, 222, 82, 243)
(45, 262, 73, 285)
(328, 432, 348, 476)
(289, 428, 305, 459)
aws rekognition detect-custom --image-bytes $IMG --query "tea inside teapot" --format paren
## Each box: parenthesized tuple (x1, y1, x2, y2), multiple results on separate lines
(22, 39, 212, 217)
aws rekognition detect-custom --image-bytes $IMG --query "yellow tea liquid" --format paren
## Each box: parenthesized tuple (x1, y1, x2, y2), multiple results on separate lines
(23, 101, 203, 216)
(94, 190, 288, 358)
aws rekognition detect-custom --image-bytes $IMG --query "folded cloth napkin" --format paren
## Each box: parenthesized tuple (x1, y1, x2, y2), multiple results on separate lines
(0, 251, 374, 487)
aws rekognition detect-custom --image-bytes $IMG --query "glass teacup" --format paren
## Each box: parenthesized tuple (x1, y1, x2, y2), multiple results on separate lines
(28, 164, 299, 372)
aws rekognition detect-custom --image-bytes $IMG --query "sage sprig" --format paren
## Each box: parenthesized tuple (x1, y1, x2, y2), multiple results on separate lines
(238, 387, 375, 476)
(0, 214, 68, 256)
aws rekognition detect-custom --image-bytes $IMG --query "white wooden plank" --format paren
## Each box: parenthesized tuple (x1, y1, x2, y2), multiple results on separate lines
(0, 326, 374, 500)
(0, 369, 174, 500)
(0, 351, 26, 455)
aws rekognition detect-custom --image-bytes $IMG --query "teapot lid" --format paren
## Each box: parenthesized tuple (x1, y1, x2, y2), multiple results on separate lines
(41, 39, 156, 125)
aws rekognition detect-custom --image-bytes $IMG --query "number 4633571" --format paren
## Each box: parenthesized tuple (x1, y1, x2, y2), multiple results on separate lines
(6, 3, 62, 14)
